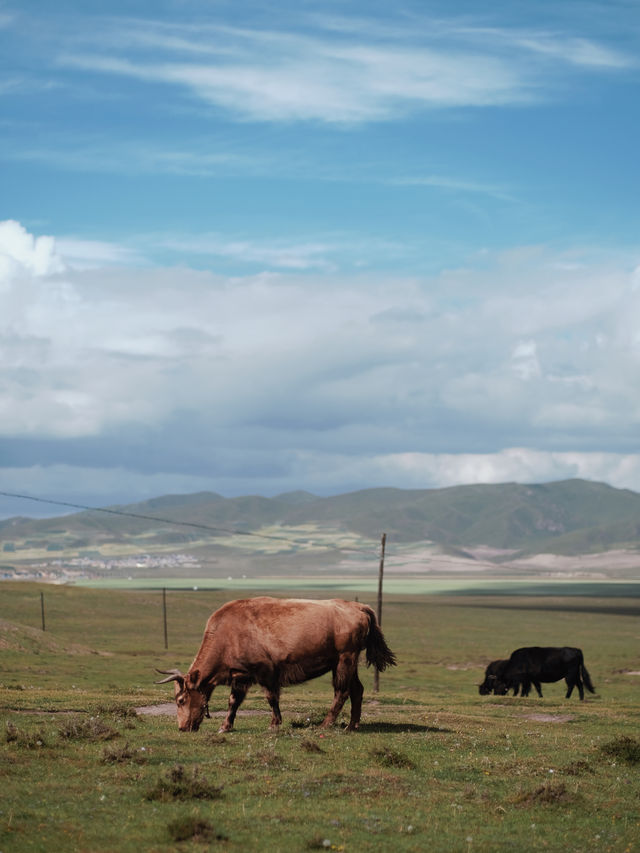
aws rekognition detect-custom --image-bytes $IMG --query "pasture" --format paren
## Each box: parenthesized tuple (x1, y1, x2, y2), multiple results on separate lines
(1, 582, 639, 852)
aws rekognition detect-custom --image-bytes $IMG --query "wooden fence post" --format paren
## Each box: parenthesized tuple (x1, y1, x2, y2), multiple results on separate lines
(40, 591, 45, 632)
(373, 532, 386, 693)
(162, 587, 168, 650)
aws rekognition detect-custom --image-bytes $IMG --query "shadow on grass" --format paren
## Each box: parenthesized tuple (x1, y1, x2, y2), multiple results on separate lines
(451, 600, 640, 617)
(357, 722, 452, 734)
(441, 588, 640, 614)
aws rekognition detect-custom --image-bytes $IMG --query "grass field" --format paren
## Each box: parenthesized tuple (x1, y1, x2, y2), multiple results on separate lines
(1, 581, 639, 852)
(75, 574, 640, 598)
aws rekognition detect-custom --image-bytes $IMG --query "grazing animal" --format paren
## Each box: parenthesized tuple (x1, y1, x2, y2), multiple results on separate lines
(479, 647, 595, 700)
(478, 659, 537, 697)
(156, 596, 396, 732)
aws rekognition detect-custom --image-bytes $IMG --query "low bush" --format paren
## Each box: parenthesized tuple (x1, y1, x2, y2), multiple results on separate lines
(101, 742, 147, 764)
(5, 721, 47, 749)
(513, 783, 575, 807)
(166, 816, 227, 843)
(58, 715, 120, 742)
(370, 747, 416, 769)
(145, 765, 224, 802)
(599, 735, 640, 765)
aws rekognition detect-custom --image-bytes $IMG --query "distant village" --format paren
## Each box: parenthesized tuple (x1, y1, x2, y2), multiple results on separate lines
(0, 552, 201, 583)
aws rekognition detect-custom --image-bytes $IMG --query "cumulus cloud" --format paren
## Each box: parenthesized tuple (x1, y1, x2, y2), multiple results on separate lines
(0, 220, 65, 283)
(2, 220, 640, 509)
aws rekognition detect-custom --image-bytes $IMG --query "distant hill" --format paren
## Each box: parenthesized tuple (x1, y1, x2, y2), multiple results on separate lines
(2, 480, 640, 564)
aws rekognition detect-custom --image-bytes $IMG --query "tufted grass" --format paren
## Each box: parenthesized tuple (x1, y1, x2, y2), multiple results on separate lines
(1, 582, 639, 851)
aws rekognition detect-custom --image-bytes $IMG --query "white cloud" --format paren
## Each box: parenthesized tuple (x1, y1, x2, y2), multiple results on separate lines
(512, 34, 635, 69)
(57, 12, 633, 125)
(55, 238, 146, 269)
(511, 340, 541, 380)
(2, 221, 640, 501)
(159, 234, 338, 271)
(61, 44, 528, 123)
(365, 448, 640, 492)
(0, 220, 65, 283)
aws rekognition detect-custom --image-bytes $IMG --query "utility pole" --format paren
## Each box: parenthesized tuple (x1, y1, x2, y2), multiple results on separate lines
(373, 533, 386, 693)
(162, 587, 168, 650)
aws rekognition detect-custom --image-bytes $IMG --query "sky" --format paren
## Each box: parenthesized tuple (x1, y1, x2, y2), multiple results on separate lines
(1, 0, 640, 517)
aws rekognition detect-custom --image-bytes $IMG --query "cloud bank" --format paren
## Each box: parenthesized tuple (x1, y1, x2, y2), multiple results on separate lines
(2, 220, 640, 512)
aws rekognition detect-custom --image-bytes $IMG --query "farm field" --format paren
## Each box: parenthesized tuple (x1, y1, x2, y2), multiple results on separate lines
(1, 582, 639, 852)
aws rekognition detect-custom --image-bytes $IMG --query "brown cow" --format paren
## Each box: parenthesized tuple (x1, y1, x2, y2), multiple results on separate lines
(156, 596, 396, 732)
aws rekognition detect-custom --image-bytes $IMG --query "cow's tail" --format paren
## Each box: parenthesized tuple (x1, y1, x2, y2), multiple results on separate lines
(363, 606, 397, 671)
(581, 664, 596, 694)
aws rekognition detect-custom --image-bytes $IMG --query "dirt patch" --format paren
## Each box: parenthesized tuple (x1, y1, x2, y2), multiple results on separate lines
(136, 704, 268, 717)
(520, 713, 575, 723)
(137, 703, 176, 717)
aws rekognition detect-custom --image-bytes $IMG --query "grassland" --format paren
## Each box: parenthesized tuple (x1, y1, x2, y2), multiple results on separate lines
(1, 581, 639, 852)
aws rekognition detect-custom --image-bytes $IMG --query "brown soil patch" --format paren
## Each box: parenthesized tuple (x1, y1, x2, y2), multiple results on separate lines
(520, 713, 575, 723)
(136, 704, 268, 717)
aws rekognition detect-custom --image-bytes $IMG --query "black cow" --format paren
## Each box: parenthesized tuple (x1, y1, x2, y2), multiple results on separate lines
(479, 647, 595, 700)
(478, 658, 539, 697)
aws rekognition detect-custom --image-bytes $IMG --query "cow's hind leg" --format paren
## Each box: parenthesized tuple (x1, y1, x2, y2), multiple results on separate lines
(322, 652, 357, 729)
(220, 681, 249, 732)
(263, 683, 283, 730)
(566, 669, 584, 700)
(347, 670, 364, 731)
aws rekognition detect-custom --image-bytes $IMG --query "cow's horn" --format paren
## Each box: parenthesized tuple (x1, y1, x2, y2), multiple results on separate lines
(155, 668, 185, 685)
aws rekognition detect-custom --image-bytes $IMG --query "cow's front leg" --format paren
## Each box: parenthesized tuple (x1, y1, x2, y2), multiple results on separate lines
(220, 682, 248, 732)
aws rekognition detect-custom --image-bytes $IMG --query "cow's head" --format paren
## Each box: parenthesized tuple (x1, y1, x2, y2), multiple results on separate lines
(478, 674, 510, 696)
(478, 676, 495, 695)
(479, 660, 509, 695)
(155, 668, 211, 732)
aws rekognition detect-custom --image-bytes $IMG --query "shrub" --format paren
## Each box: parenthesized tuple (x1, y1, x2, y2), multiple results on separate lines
(600, 735, 640, 765)
(166, 816, 227, 843)
(300, 738, 325, 754)
(101, 742, 147, 765)
(145, 765, 224, 802)
(562, 759, 594, 776)
(370, 747, 416, 769)
(5, 721, 47, 749)
(58, 716, 120, 742)
(513, 783, 574, 807)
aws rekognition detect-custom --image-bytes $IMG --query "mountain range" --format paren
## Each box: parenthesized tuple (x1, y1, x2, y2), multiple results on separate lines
(2, 479, 640, 566)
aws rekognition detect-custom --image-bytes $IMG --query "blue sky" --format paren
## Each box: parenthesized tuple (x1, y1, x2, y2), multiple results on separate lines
(1, 0, 640, 516)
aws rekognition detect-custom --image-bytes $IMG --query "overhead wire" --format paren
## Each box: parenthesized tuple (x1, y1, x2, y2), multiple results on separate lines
(0, 489, 381, 557)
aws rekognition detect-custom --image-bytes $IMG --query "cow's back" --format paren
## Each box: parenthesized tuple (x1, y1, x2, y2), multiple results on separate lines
(508, 646, 583, 679)
(204, 597, 370, 668)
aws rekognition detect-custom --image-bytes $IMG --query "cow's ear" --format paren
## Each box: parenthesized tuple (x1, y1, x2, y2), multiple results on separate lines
(187, 669, 200, 687)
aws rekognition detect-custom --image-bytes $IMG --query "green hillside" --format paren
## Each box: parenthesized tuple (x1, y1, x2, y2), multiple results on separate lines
(2, 479, 640, 567)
